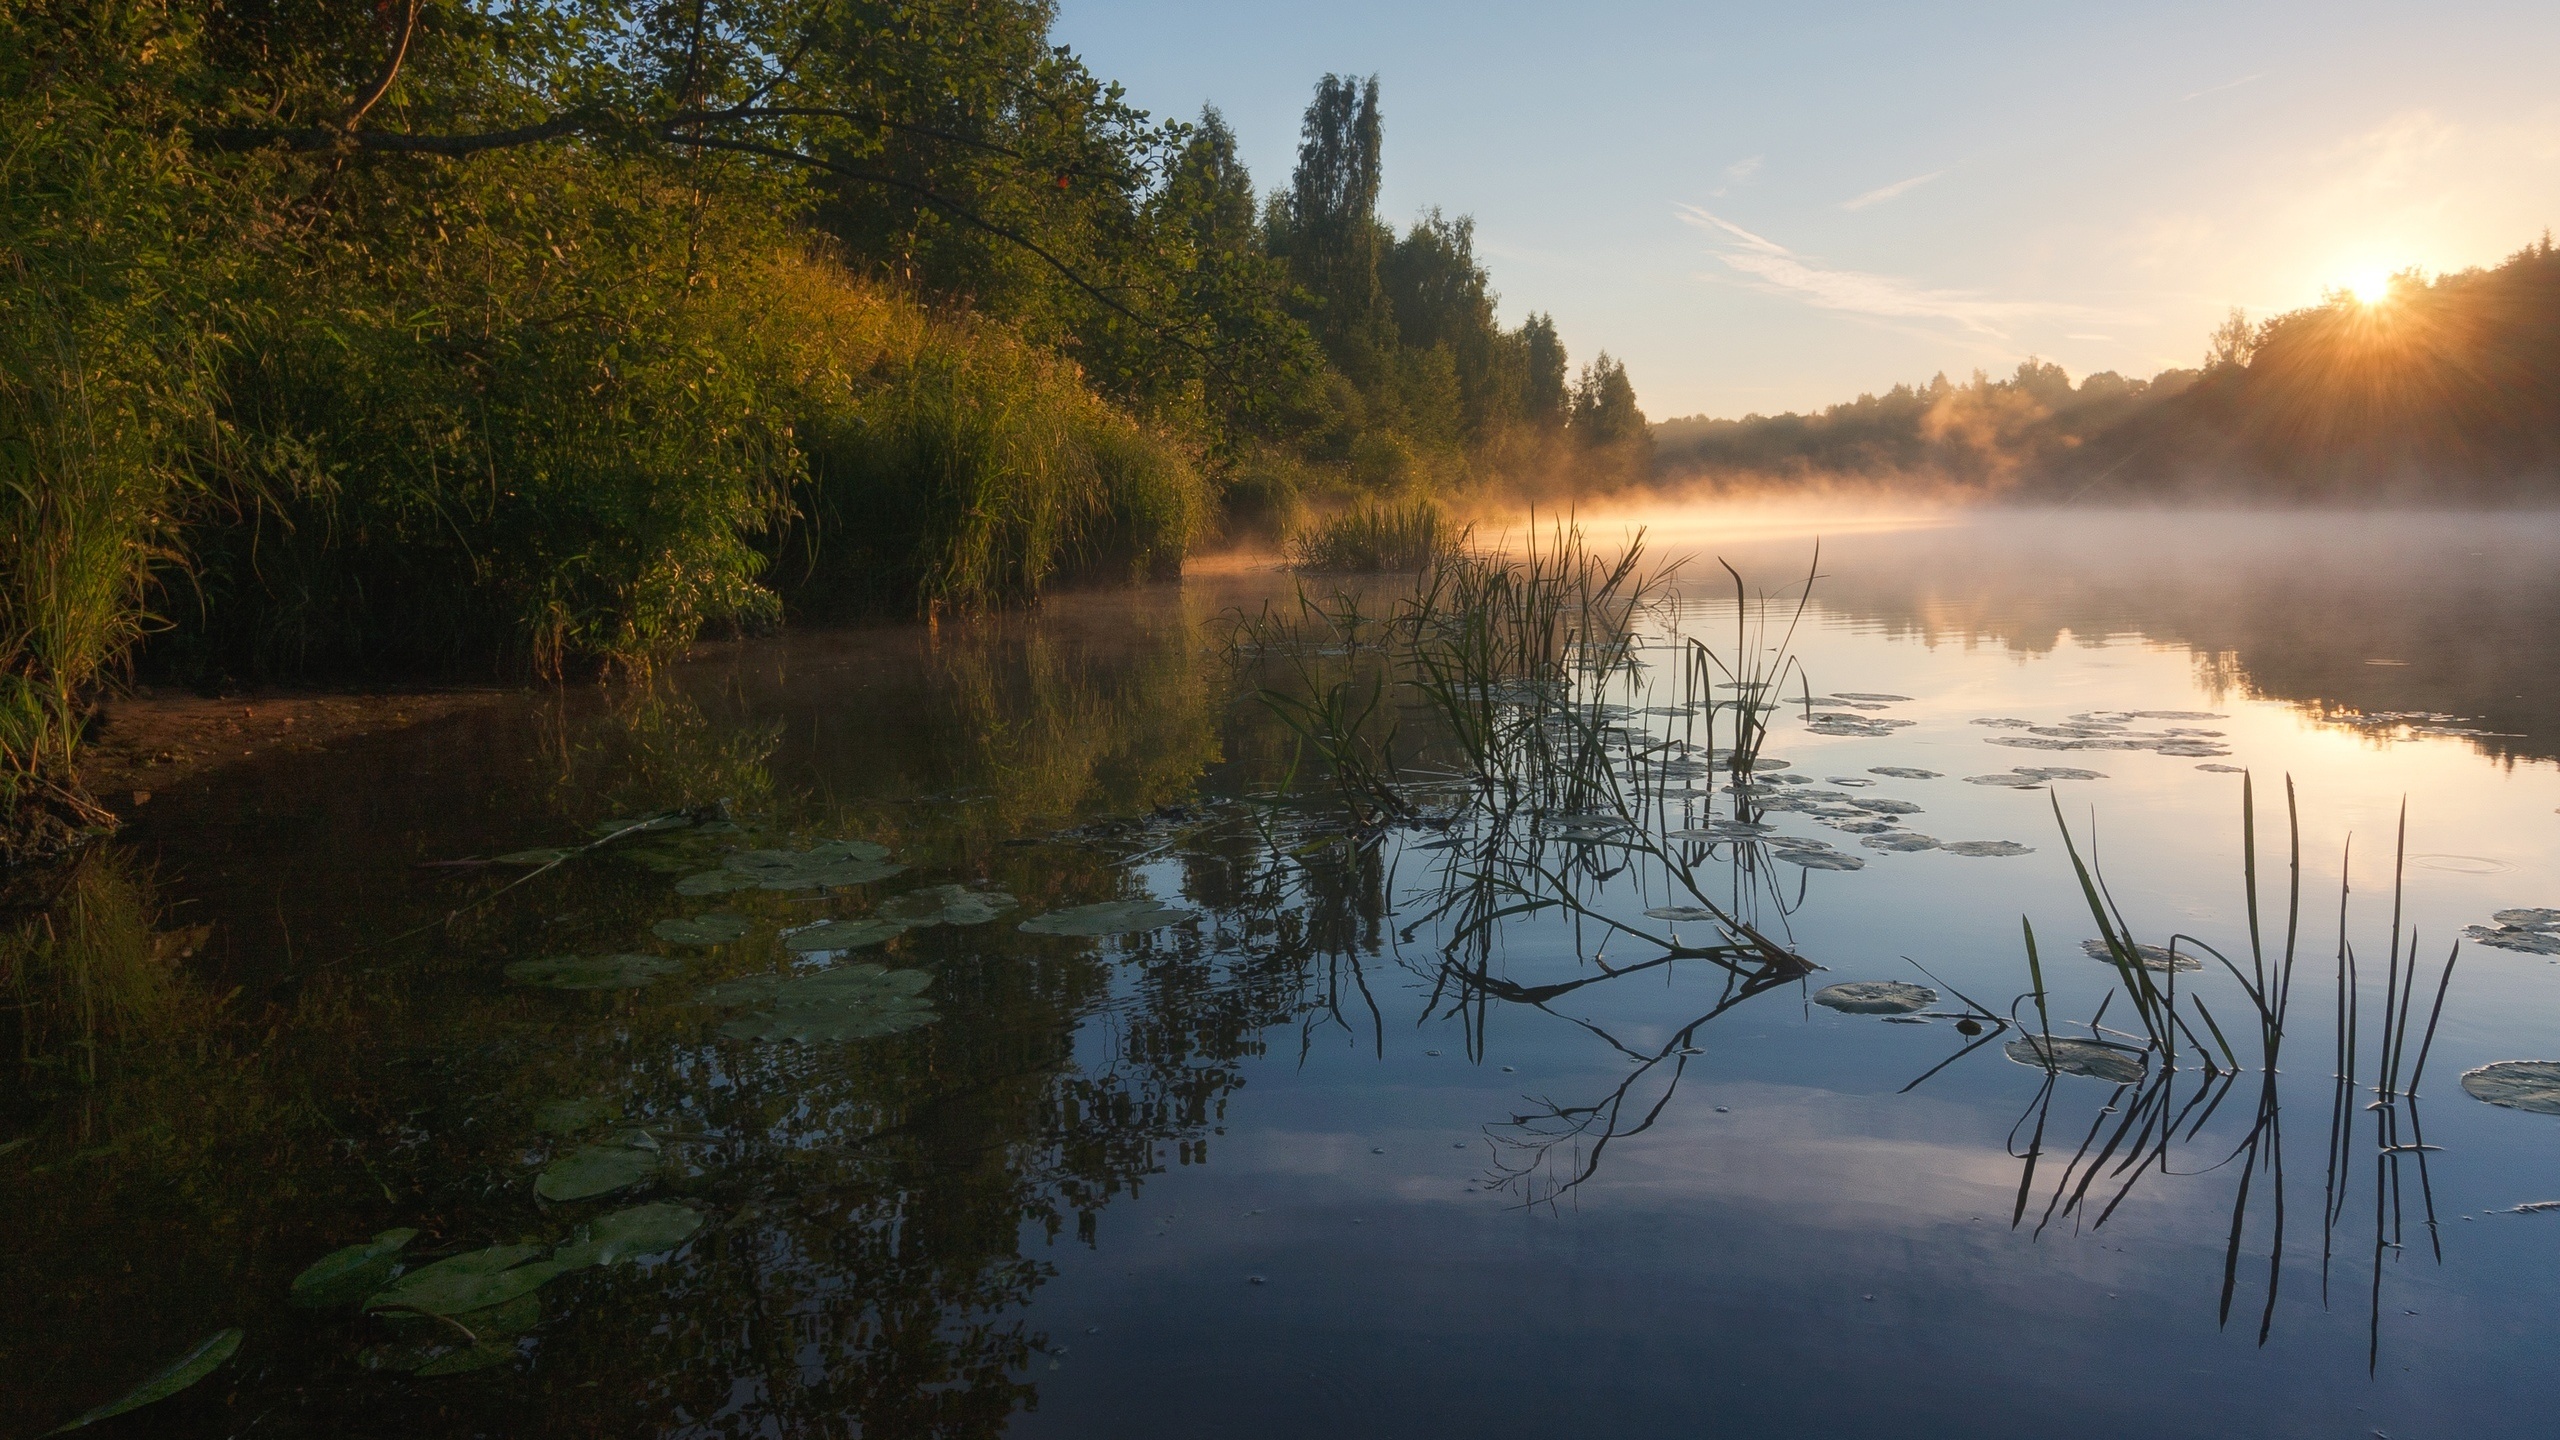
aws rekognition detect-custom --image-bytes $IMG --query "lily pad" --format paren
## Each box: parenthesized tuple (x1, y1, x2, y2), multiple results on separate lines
(720, 840, 902, 891)
(369, 1292, 542, 1376)
(783, 917, 909, 952)
(290, 1228, 420, 1310)
(1867, 766, 1940, 779)
(2006, 1036, 2150, 1083)
(675, 869, 758, 896)
(1773, 848, 1864, 871)
(367, 1244, 565, 1317)
(2079, 938, 2202, 972)
(535, 1140, 658, 1202)
(46, 1328, 243, 1432)
(2196, 763, 2247, 774)
(1832, 692, 1912, 702)
(877, 884, 1018, 927)
(1860, 831, 1940, 852)
(651, 913, 750, 946)
(1813, 980, 1937, 1014)
(1643, 905, 1721, 922)
(1964, 773, 2044, 788)
(2492, 908, 2560, 928)
(711, 963, 937, 1044)
(2464, 925, 2560, 955)
(533, 1097, 618, 1136)
(552, 1203, 705, 1268)
(505, 953, 685, 990)
(1018, 898, 1198, 937)
(1822, 817, 1899, 834)
(2461, 1061, 2560, 1115)
(1847, 798, 1923, 815)
(1942, 840, 2035, 857)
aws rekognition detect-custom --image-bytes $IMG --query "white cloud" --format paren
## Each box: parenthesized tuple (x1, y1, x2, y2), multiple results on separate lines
(1677, 205, 2122, 338)
(1841, 170, 1945, 211)
(2181, 72, 2264, 102)
(1725, 155, 1764, 183)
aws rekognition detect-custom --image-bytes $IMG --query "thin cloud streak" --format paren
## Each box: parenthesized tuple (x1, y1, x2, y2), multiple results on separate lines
(1676, 205, 2125, 338)
(1841, 170, 1944, 211)
(2182, 72, 2265, 102)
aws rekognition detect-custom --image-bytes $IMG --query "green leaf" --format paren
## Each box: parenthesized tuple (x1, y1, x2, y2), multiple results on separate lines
(289, 1228, 419, 1309)
(652, 913, 751, 946)
(532, 1097, 619, 1136)
(878, 884, 1016, 926)
(782, 918, 908, 952)
(366, 1245, 565, 1317)
(2004, 1036, 2150, 1083)
(505, 953, 685, 990)
(704, 963, 937, 1044)
(535, 1141, 658, 1202)
(552, 1203, 705, 1268)
(1017, 898, 1196, 937)
(1812, 981, 1936, 1015)
(47, 1329, 242, 1433)
(2461, 1060, 2560, 1115)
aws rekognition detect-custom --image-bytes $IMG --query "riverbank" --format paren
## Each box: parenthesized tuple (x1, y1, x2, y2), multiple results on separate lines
(75, 686, 513, 818)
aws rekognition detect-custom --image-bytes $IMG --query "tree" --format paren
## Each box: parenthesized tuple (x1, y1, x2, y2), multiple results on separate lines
(2205, 307, 2257, 371)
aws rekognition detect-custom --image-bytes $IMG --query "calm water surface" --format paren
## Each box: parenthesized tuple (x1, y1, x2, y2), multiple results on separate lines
(10, 508, 2560, 1438)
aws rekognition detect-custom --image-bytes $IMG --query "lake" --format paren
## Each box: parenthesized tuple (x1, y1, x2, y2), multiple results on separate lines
(9, 507, 2560, 1439)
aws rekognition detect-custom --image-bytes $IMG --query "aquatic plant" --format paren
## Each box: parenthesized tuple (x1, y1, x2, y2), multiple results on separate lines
(0, 847, 196, 1084)
(1284, 500, 1457, 573)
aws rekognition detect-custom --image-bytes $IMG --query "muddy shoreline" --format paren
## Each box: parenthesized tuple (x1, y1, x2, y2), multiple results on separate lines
(76, 685, 518, 819)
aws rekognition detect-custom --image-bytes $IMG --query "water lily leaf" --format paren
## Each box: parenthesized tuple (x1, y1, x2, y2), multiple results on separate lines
(1832, 692, 1912, 702)
(367, 1245, 564, 1317)
(1018, 899, 1198, 937)
(2006, 1036, 2150, 1083)
(1643, 905, 1721, 922)
(552, 1203, 704, 1269)
(533, 1097, 618, 1136)
(718, 841, 902, 891)
(1774, 849, 1865, 871)
(1867, 766, 1940, 779)
(2079, 939, 2201, 972)
(2196, 763, 2247, 774)
(1942, 840, 2035, 857)
(1822, 817, 1899, 835)
(2491, 908, 2560, 928)
(492, 848, 575, 866)
(372, 1292, 541, 1376)
(505, 953, 684, 990)
(290, 1228, 420, 1310)
(1847, 798, 1923, 815)
(2466, 925, 2560, 955)
(535, 1141, 658, 1202)
(712, 963, 937, 1044)
(652, 913, 750, 946)
(877, 884, 1017, 927)
(1859, 831, 1939, 853)
(1814, 980, 1936, 1014)
(783, 917, 909, 952)
(45, 1328, 243, 1433)
(2461, 1061, 2560, 1115)
(675, 869, 758, 896)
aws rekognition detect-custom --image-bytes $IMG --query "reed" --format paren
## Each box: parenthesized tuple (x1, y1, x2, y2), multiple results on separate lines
(1284, 500, 1456, 573)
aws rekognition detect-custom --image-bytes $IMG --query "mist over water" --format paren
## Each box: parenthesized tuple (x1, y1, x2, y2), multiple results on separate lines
(10, 502, 2560, 1439)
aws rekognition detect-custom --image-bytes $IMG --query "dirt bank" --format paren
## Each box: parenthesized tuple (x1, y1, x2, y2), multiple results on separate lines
(76, 686, 515, 817)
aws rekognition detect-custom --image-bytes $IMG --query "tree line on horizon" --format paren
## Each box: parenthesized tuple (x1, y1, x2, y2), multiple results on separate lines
(1653, 234, 2560, 499)
(0, 0, 1642, 843)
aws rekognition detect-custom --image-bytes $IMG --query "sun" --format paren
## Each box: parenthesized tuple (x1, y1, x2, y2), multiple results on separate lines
(2345, 270, 2393, 305)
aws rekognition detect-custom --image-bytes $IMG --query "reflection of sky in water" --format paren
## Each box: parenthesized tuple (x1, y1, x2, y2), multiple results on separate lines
(22, 510, 2560, 1439)
(1020, 511, 2560, 1440)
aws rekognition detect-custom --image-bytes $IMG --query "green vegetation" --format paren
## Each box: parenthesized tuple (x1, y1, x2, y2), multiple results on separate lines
(1285, 500, 1455, 572)
(0, 2, 1648, 843)
(1657, 233, 2560, 498)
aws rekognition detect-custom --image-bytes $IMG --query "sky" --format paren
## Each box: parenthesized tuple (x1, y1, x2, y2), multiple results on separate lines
(1051, 0, 2560, 419)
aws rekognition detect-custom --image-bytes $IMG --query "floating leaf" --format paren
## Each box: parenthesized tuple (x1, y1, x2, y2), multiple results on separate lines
(1866, 766, 1940, 779)
(783, 917, 908, 952)
(710, 963, 937, 1044)
(504, 953, 684, 990)
(2006, 1036, 2149, 1083)
(290, 1228, 419, 1310)
(1813, 981, 1936, 1014)
(1821, 817, 1899, 835)
(1859, 831, 1939, 853)
(1942, 840, 2035, 857)
(2492, 908, 2560, 928)
(552, 1203, 705, 1269)
(2463, 925, 2560, 955)
(533, 1097, 618, 1136)
(46, 1328, 243, 1433)
(1847, 798, 1923, 816)
(721, 840, 901, 891)
(1018, 899, 1198, 937)
(367, 1245, 565, 1317)
(2079, 938, 2201, 972)
(535, 1141, 657, 1202)
(1773, 848, 1864, 871)
(2196, 763, 2247, 774)
(1643, 905, 1720, 922)
(877, 884, 1017, 927)
(651, 913, 750, 946)
(2461, 1061, 2560, 1115)
(1832, 692, 1912, 703)
(675, 869, 758, 896)
(369, 1292, 541, 1376)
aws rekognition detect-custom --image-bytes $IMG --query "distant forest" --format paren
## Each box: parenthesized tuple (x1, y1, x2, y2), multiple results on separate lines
(1654, 235, 2560, 499)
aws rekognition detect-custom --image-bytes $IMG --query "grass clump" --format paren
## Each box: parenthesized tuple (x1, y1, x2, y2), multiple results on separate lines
(1285, 501, 1456, 573)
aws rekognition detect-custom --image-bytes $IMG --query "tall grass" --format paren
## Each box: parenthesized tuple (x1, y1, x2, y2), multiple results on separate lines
(1, 847, 191, 1085)
(1284, 501, 1455, 573)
